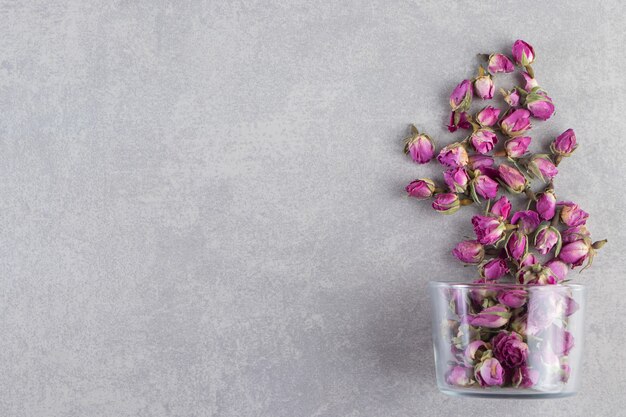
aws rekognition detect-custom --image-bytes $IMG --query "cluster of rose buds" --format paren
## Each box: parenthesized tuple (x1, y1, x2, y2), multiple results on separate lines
(404, 39, 606, 283)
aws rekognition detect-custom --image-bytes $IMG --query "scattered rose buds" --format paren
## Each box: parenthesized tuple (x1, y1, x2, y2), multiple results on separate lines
(504, 136, 531, 158)
(432, 193, 461, 214)
(453, 240, 485, 264)
(450, 80, 473, 111)
(488, 53, 515, 74)
(500, 109, 532, 137)
(448, 111, 472, 133)
(438, 142, 469, 167)
(474, 67, 494, 100)
(536, 189, 557, 220)
(512, 40, 535, 67)
(472, 215, 506, 245)
(406, 179, 436, 199)
(475, 106, 500, 127)
(497, 164, 527, 193)
(404, 126, 435, 164)
(470, 128, 498, 154)
(525, 88, 555, 120)
(551, 129, 578, 163)
(527, 154, 558, 182)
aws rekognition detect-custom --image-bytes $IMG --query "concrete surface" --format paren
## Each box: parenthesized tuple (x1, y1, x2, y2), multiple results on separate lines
(1, 1, 625, 416)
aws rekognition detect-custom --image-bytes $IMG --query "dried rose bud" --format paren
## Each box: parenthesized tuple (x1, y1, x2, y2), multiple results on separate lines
(468, 154, 494, 170)
(446, 365, 473, 387)
(512, 366, 539, 388)
(474, 67, 494, 100)
(475, 357, 505, 387)
(444, 167, 470, 193)
(404, 127, 435, 164)
(470, 128, 498, 154)
(517, 264, 558, 285)
(551, 128, 577, 158)
(504, 136, 531, 158)
(525, 88, 555, 120)
(464, 340, 489, 364)
(512, 39, 535, 66)
(562, 224, 590, 243)
(491, 196, 511, 219)
(521, 71, 538, 91)
(527, 154, 558, 182)
(558, 238, 592, 268)
(472, 215, 506, 245)
(450, 79, 473, 111)
(511, 210, 540, 234)
(500, 109, 532, 137)
(519, 252, 538, 268)
(447, 110, 472, 133)
(505, 231, 527, 261)
(497, 164, 527, 193)
(488, 53, 515, 74)
(500, 88, 521, 107)
(432, 193, 461, 214)
(536, 190, 557, 221)
(452, 240, 485, 264)
(406, 179, 436, 199)
(558, 201, 589, 227)
(497, 289, 527, 309)
(471, 173, 499, 200)
(534, 224, 562, 255)
(544, 259, 568, 281)
(475, 106, 501, 127)
(437, 142, 469, 168)
(470, 305, 510, 328)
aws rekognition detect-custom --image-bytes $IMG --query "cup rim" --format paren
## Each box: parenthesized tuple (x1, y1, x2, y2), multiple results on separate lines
(428, 281, 585, 290)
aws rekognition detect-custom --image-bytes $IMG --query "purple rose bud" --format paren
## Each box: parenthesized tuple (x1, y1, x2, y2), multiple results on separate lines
(490, 196, 511, 219)
(468, 154, 494, 170)
(447, 110, 472, 133)
(559, 238, 591, 267)
(452, 240, 485, 264)
(444, 167, 470, 193)
(544, 259, 568, 281)
(545, 324, 575, 356)
(470, 128, 498, 154)
(432, 193, 461, 215)
(472, 174, 499, 200)
(565, 296, 579, 316)
(475, 358, 504, 386)
(405, 179, 436, 199)
(504, 136, 531, 158)
(534, 225, 562, 255)
(437, 142, 469, 168)
(492, 331, 529, 368)
(472, 215, 506, 245)
(551, 128, 577, 157)
(558, 201, 589, 227)
(404, 131, 435, 164)
(527, 154, 558, 182)
(476, 106, 501, 127)
(464, 340, 489, 364)
(536, 190, 557, 221)
(488, 53, 515, 74)
(474, 73, 494, 100)
(510, 313, 528, 335)
(519, 252, 538, 268)
(525, 89, 555, 120)
(446, 365, 473, 386)
(480, 258, 510, 281)
(500, 109, 532, 137)
(470, 305, 511, 328)
(521, 71, 538, 91)
(450, 79, 473, 111)
(512, 366, 539, 388)
(497, 289, 527, 309)
(512, 39, 535, 66)
(517, 264, 558, 285)
(506, 231, 527, 261)
(561, 224, 590, 243)
(498, 164, 527, 193)
(501, 88, 521, 107)
(511, 210, 540, 234)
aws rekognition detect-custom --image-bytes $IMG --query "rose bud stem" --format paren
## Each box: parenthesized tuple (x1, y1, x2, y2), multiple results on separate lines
(410, 124, 419, 134)
(524, 187, 536, 201)
(505, 224, 518, 231)
(550, 207, 562, 228)
(592, 239, 608, 250)
(485, 248, 500, 256)
(493, 150, 507, 157)
(525, 65, 534, 78)
(434, 187, 445, 194)
(554, 154, 564, 166)
(460, 198, 474, 206)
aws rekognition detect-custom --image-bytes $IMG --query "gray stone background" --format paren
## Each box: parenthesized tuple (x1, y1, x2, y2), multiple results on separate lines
(1, 1, 625, 416)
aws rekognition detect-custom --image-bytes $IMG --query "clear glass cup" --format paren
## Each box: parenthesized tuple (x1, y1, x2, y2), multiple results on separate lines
(429, 282, 585, 398)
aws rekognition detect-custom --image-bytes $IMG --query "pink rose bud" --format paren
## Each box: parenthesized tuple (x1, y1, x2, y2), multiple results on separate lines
(497, 164, 527, 193)
(521, 71, 538, 91)
(492, 331, 529, 368)
(525, 89, 555, 120)
(479, 258, 510, 280)
(437, 142, 469, 168)
(497, 289, 527, 309)
(517, 264, 558, 285)
(505, 231, 527, 261)
(476, 106, 501, 127)
(406, 179, 436, 199)
(512, 39, 535, 66)
(447, 110, 472, 133)
(472, 215, 506, 245)
(403, 129, 435, 164)
(444, 167, 470, 193)
(500, 109, 532, 137)
(500, 88, 521, 107)
(546, 324, 575, 356)
(504, 136, 531, 158)
(464, 340, 489, 364)
(432, 193, 461, 215)
(488, 53, 515, 74)
(519, 252, 538, 268)
(475, 358, 505, 387)
(558, 201, 589, 227)
(474, 69, 494, 100)
(453, 240, 485, 264)
(446, 365, 473, 387)
(450, 79, 473, 111)
(490, 196, 511, 219)
(551, 128, 578, 157)
(534, 225, 562, 255)
(470, 305, 511, 329)
(536, 190, 557, 220)
(470, 128, 498, 154)
(562, 225, 590, 243)
(511, 210, 540, 234)
(558, 238, 591, 267)
(468, 154, 494, 170)
(544, 259, 568, 281)
(512, 366, 539, 388)
(471, 174, 499, 200)
(527, 154, 558, 182)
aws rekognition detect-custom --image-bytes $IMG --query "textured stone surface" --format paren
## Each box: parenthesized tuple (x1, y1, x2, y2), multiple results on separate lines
(0, 1, 625, 416)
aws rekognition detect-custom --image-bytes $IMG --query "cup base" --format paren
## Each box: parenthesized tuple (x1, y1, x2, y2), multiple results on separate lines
(438, 387, 577, 399)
